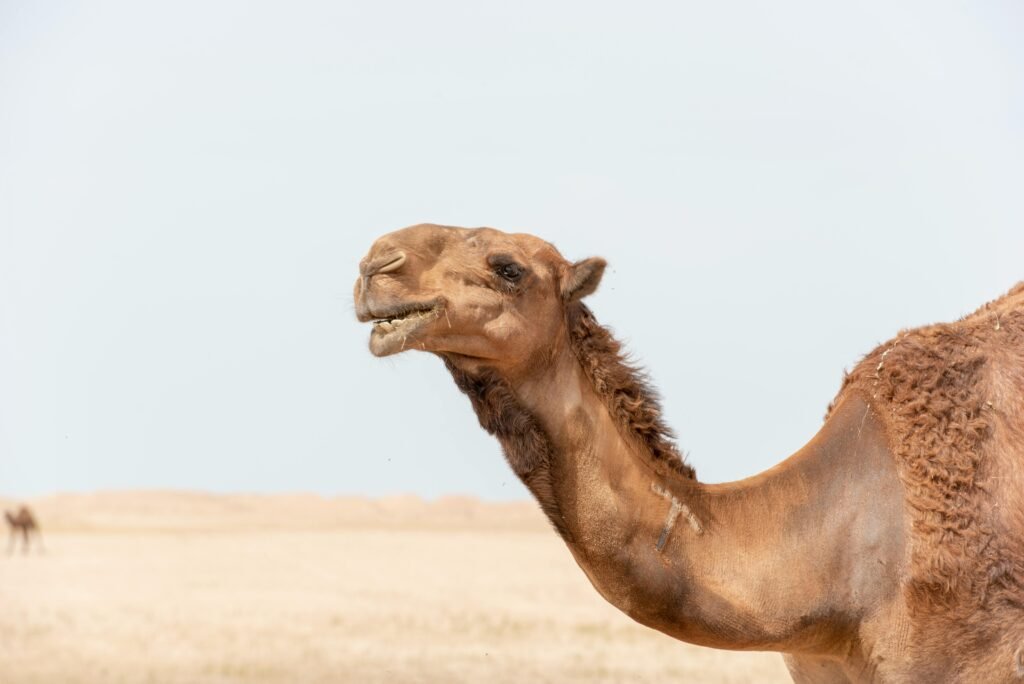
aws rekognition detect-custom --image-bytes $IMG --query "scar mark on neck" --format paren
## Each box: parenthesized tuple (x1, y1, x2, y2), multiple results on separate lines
(853, 404, 871, 457)
(651, 482, 703, 551)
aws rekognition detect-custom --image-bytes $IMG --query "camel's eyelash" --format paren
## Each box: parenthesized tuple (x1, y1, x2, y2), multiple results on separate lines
(487, 256, 528, 293)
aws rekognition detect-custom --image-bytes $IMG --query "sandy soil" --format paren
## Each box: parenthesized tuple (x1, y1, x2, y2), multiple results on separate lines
(0, 493, 791, 683)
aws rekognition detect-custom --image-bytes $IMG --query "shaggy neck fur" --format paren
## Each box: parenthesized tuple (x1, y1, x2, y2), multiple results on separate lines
(444, 301, 697, 536)
(566, 303, 696, 480)
(444, 360, 568, 537)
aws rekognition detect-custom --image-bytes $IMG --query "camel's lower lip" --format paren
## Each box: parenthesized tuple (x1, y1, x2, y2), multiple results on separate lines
(367, 306, 440, 356)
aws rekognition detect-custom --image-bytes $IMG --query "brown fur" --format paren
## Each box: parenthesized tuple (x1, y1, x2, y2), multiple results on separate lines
(443, 303, 698, 538)
(443, 360, 569, 539)
(829, 284, 1024, 620)
(567, 302, 696, 480)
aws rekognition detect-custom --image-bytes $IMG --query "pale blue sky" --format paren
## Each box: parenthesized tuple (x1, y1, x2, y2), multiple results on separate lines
(1, 1, 1022, 498)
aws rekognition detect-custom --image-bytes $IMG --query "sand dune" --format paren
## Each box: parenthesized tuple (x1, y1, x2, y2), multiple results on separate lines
(1, 492, 546, 533)
(0, 492, 790, 683)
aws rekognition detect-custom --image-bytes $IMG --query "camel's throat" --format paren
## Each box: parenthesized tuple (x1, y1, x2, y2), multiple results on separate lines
(443, 360, 569, 538)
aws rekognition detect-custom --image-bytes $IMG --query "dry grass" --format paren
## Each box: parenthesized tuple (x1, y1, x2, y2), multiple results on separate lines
(0, 493, 791, 683)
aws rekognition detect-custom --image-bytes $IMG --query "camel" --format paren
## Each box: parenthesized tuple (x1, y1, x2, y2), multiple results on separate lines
(5, 506, 42, 555)
(354, 224, 1024, 683)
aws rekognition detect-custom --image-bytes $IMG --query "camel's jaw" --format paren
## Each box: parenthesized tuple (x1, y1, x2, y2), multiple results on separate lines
(363, 302, 443, 357)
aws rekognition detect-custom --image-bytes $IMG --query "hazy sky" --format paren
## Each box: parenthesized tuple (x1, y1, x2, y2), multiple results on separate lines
(2, 1, 1022, 499)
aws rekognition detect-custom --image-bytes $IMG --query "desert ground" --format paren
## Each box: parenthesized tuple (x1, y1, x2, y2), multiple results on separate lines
(0, 492, 791, 683)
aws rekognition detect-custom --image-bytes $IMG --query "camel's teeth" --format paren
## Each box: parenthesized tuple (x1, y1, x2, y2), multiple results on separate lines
(372, 307, 436, 336)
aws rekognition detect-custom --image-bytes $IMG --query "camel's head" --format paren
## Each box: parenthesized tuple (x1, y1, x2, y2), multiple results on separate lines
(355, 224, 605, 374)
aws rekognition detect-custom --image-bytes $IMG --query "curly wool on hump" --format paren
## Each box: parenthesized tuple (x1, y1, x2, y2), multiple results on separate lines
(830, 282, 1024, 612)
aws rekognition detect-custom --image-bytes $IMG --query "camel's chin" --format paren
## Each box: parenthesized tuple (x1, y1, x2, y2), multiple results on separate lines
(367, 311, 437, 356)
(369, 332, 415, 356)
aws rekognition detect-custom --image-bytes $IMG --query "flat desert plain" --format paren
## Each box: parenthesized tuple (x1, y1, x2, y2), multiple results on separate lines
(0, 492, 790, 683)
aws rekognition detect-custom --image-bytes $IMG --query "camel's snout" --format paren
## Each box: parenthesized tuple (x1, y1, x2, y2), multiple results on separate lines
(354, 242, 412, 323)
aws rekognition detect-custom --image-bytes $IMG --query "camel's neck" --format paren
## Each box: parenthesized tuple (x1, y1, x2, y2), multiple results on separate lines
(449, 334, 904, 656)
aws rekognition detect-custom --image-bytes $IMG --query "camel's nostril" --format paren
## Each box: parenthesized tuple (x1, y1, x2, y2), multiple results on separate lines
(376, 252, 406, 274)
(360, 251, 407, 277)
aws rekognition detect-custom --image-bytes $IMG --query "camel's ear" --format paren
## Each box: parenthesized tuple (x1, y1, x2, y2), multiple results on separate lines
(561, 257, 607, 301)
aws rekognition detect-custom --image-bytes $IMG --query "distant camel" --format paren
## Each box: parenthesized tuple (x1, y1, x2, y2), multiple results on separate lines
(5, 506, 42, 554)
(355, 224, 1024, 683)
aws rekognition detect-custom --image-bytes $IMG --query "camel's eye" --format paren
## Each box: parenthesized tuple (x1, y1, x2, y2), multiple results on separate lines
(496, 262, 523, 282)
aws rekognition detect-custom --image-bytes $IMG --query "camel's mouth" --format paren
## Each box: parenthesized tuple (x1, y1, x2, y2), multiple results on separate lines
(365, 302, 442, 356)
(371, 306, 436, 334)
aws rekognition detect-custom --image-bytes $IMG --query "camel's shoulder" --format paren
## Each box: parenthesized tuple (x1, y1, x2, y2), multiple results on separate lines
(828, 282, 1024, 612)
